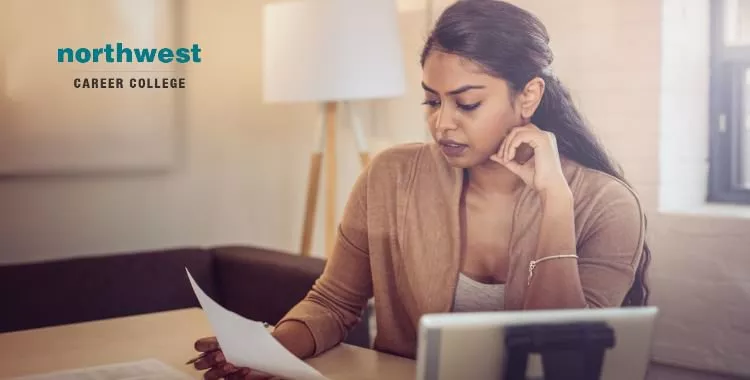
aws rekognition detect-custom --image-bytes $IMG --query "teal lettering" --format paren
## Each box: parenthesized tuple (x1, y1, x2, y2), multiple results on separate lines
(104, 44, 115, 63)
(134, 48, 158, 63)
(191, 44, 202, 63)
(158, 48, 174, 63)
(175, 48, 190, 63)
(75, 48, 91, 63)
(57, 48, 74, 62)
(92, 48, 104, 62)
(117, 42, 132, 63)
(58, 43, 202, 64)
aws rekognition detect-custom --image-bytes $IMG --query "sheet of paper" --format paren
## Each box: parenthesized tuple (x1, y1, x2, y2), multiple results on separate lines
(186, 269, 328, 380)
(12, 358, 191, 380)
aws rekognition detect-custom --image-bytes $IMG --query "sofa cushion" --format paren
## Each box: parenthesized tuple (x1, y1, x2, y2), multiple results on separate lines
(0, 247, 216, 333)
(211, 246, 325, 324)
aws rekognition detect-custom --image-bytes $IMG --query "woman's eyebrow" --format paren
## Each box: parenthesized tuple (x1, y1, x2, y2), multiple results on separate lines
(421, 82, 486, 95)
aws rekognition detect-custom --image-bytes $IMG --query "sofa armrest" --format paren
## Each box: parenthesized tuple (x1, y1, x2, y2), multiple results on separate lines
(210, 246, 370, 348)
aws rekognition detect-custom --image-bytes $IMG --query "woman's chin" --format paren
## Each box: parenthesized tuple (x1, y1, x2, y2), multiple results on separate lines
(442, 154, 477, 169)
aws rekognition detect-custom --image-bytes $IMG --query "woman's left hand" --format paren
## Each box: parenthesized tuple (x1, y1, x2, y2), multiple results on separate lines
(490, 123, 570, 197)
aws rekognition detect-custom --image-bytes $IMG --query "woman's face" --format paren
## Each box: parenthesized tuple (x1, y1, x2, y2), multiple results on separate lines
(422, 51, 521, 168)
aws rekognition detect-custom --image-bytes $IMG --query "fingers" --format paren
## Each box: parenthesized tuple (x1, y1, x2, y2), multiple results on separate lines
(508, 129, 543, 162)
(203, 362, 238, 380)
(226, 368, 254, 380)
(193, 350, 226, 370)
(498, 128, 516, 162)
(503, 124, 527, 161)
(193, 337, 255, 379)
(195, 337, 220, 352)
(511, 155, 535, 172)
(498, 125, 548, 163)
(497, 123, 535, 163)
(494, 127, 525, 163)
(506, 133, 526, 163)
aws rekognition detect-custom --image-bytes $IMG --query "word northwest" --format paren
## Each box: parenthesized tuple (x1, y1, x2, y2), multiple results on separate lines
(58, 43, 202, 64)
(73, 77, 186, 89)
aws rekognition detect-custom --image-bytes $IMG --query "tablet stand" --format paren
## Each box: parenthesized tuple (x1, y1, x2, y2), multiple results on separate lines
(502, 321, 615, 380)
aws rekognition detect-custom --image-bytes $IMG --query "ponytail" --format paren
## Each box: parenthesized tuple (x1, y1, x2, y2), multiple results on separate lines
(532, 73, 651, 307)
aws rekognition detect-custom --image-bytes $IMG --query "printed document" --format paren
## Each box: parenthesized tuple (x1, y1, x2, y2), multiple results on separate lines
(186, 269, 328, 380)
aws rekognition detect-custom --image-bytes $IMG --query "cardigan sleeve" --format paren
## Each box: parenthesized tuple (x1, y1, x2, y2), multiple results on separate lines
(576, 175, 647, 308)
(275, 165, 373, 356)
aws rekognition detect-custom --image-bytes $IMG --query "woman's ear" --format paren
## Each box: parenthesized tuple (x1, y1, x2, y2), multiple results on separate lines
(518, 77, 545, 120)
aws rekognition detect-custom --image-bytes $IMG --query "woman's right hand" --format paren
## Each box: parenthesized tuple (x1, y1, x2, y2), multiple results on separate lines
(192, 336, 256, 379)
(191, 321, 313, 379)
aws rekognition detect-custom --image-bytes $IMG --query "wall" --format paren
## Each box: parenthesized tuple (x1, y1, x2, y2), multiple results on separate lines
(0, 0, 430, 264)
(1, 0, 749, 377)
(659, 0, 711, 214)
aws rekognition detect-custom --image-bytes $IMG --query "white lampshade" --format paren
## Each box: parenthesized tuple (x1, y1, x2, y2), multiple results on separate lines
(262, 0, 406, 103)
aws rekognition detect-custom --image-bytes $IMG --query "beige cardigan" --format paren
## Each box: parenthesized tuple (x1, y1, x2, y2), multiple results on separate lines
(277, 142, 645, 359)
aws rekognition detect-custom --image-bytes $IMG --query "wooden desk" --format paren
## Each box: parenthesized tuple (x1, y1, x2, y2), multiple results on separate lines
(0, 308, 415, 380)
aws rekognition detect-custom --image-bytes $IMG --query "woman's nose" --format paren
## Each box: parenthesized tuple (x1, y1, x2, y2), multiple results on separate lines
(434, 107, 457, 134)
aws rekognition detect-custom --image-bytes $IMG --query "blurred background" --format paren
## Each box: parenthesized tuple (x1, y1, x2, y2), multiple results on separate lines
(0, 0, 749, 379)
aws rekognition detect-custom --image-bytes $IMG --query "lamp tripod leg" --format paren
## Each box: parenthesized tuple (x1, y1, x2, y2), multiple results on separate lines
(348, 102, 371, 168)
(300, 102, 369, 258)
(299, 106, 327, 257)
(359, 152, 370, 168)
(323, 102, 338, 258)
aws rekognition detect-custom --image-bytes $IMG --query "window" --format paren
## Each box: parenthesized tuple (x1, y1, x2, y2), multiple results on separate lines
(708, 0, 750, 203)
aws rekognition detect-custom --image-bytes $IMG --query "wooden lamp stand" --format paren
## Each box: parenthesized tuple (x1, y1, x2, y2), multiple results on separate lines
(299, 102, 370, 257)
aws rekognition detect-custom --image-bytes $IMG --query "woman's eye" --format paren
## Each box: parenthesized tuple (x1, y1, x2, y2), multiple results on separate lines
(422, 99, 440, 108)
(458, 102, 481, 111)
(421, 99, 480, 111)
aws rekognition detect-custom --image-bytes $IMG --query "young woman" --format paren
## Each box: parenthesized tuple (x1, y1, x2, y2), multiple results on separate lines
(193, 1, 650, 378)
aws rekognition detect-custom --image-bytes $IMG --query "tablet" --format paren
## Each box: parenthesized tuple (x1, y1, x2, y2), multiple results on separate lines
(416, 306, 659, 380)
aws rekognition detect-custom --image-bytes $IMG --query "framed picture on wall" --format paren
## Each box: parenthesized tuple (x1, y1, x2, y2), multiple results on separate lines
(0, 0, 185, 177)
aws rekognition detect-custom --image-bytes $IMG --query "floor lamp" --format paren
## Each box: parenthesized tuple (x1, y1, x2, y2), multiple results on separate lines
(262, 0, 406, 257)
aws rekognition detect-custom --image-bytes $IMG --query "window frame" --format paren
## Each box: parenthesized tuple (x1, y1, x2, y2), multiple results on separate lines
(708, 0, 750, 204)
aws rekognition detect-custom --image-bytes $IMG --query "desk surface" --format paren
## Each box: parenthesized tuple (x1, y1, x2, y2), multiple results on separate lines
(0, 308, 415, 380)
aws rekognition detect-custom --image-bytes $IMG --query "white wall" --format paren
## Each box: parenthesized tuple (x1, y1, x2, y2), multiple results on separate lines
(0, 1, 431, 264)
(659, 0, 711, 213)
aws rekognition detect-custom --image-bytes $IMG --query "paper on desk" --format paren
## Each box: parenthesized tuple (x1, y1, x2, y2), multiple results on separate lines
(12, 358, 191, 380)
(186, 269, 328, 380)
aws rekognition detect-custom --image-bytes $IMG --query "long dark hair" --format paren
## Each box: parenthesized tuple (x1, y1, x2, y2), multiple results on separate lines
(421, 0, 650, 306)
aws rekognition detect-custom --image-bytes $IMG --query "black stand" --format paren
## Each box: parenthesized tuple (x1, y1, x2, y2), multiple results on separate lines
(502, 322, 616, 380)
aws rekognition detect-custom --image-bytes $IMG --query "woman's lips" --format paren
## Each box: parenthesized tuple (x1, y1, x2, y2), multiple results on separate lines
(439, 141, 468, 157)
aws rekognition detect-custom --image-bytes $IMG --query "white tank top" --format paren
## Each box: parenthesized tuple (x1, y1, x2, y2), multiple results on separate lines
(451, 273, 506, 312)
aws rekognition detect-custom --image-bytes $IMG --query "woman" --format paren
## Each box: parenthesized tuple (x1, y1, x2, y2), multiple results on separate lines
(193, 1, 651, 378)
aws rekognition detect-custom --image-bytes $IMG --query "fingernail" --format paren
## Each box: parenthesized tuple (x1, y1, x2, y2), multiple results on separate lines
(185, 353, 206, 365)
(224, 364, 234, 371)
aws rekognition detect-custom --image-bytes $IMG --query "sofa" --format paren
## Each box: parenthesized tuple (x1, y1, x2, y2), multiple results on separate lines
(0, 245, 371, 349)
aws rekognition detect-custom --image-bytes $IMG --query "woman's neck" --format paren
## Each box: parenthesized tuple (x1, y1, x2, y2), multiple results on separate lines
(464, 160, 523, 197)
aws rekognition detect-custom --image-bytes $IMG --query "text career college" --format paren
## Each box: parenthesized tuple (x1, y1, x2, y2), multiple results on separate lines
(74, 77, 186, 89)
(58, 43, 201, 89)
